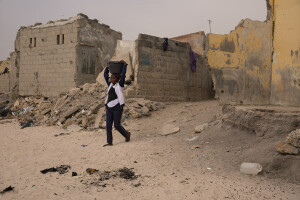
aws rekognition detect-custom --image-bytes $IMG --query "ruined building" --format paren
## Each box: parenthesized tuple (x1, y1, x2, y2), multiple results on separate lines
(10, 13, 121, 97)
(174, 0, 300, 107)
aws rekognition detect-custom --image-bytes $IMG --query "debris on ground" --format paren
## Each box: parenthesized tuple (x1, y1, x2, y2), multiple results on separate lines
(240, 162, 262, 175)
(20, 120, 34, 129)
(54, 133, 70, 137)
(160, 124, 180, 136)
(286, 129, 300, 148)
(195, 123, 209, 133)
(86, 168, 99, 175)
(0, 186, 14, 194)
(82, 167, 139, 187)
(275, 141, 299, 155)
(9, 83, 164, 129)
(40, 165, 71, 174)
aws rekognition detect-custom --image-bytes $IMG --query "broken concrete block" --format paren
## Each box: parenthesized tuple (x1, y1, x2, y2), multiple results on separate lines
(286, 129, 300, 148)
(94, 107, 105, 128)
(41, 108, 51, 115)
(275, 141, 299, 155)
(141, 107, 149, 115)
(59, 105, 81, 123)
(81, 115, 88, 127)
(160, 124, 180, 136)
(53, 96, 67, 112)
(195, 123, 209, 133)
(13, 100, 20, 107)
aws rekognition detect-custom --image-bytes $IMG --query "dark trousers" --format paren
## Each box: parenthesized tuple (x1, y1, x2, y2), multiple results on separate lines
(106, 105, 128, 144)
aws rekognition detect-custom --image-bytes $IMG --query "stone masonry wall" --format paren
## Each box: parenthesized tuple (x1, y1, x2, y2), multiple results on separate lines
(132, 34, 214, 101)
(16, 21, 78, 97)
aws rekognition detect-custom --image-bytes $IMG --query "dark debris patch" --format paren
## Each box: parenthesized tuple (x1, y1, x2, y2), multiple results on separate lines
(41, 165, 71, 174)
(0, 186, 14, 194)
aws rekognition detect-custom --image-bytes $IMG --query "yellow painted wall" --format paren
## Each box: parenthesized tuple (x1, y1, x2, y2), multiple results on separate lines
(206, 19, 272, 104)
(270, 0, 300, 106)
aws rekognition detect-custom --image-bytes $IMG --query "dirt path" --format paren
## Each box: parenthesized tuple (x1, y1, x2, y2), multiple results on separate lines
(0, 100, 299, 200)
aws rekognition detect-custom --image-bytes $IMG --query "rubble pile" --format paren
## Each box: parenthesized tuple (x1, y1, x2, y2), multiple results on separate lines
(275, 129, 300, 155)
(10, 83, 165, 129)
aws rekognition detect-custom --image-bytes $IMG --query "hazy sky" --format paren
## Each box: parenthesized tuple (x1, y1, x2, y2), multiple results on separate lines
(0, 0, 267, 60)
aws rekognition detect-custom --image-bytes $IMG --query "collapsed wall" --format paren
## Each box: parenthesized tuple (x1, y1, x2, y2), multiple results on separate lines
(206, 19, 272, 105)
(128, 34, 214, 101)
(10, 13, 121, 97)
(171, 31, 207, 55)
(0, 60, 10, 94)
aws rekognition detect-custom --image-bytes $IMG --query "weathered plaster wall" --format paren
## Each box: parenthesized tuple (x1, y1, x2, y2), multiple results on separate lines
(0, 74, 10, 94)
(96, 40, 135, 86)
(0, 60, 11, 93)
(10, 14, 121, 97)
(76, 18, 122, 86)
(207, 19, 272, 105)
(270, 0, 300, 106)
(132, 34, 214, 101)
(171, 32, 207, 55)
(16, 22, 78, 97)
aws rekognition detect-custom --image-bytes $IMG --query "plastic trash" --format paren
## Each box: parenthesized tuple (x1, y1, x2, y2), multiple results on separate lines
(186, 136, 198, 142)
(240, 163, 262, 175)
(23, 107, 31, 114)
(81, 145, 88, 147)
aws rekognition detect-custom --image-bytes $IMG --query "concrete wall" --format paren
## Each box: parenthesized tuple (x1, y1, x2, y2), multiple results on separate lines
(10, 14, 121, 97)
(171, 31, 207, 55)
(15, 19, 78, 97)
(270, 0, 300, 106)
(132, 34, 214, 101)
(76, 17, 122, 86)
(0, 60, 10, 93)
(96, 40, 135, 86)
(206, 19, 272, 105)
(0, 74, 10, 94)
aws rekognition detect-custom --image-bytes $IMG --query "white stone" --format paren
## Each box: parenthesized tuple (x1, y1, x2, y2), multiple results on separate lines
(195, 123, 209, 133)
(160, 124, 180, 136)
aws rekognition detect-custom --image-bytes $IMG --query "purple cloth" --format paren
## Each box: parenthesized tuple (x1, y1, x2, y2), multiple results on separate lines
(190, 48, 197, 72)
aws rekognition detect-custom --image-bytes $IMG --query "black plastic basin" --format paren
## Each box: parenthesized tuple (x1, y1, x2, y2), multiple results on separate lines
(108, 61, 123, 74)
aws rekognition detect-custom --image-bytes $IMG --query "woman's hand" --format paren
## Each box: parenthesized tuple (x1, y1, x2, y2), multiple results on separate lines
(120, 60, 127, 65)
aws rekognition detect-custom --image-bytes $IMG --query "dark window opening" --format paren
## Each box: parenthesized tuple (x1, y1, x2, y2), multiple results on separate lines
(34, 37, 36, 47)
(57, 35, 60, 45)
(62, 34, 64, 44)
(30, 38, 32, 45)
(82, 51, 96, 75)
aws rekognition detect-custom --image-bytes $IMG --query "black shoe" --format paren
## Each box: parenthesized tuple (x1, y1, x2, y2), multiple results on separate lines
(126, 132, 131, 142)
(103, 143, 113, 147)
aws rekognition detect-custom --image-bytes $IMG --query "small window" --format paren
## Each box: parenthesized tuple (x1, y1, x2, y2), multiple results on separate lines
(57, 35, 60, 45)
(30, 38, 32, 45)
(34, 37, 36, 47)
(62, 34, 64, 44)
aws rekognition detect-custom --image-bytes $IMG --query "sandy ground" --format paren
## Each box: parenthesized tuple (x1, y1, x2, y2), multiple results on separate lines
(0, 100, 299, 200)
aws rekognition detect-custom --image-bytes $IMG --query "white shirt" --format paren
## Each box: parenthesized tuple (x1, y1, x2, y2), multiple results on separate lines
(105, 82, 125, 108)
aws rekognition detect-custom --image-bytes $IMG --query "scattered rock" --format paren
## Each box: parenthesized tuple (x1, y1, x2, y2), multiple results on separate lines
(275, 141, 299, 155)
(286, 129, 300, 148)
(160, 124, 180, 136)
(195, 123, 209, 133)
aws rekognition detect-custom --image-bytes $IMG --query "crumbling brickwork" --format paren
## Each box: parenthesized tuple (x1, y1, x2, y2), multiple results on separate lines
(130, 34, 214, 101)
(10, 14, 121, 97)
